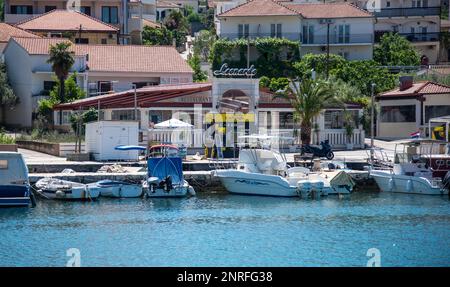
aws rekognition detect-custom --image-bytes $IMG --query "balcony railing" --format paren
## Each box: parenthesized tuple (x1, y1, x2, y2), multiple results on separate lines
(219, 33, 373, 45)
(372, 7, 441, 18)
(375, 31, 440, 42)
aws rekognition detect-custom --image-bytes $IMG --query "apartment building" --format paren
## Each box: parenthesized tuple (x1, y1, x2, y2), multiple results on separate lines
(2, 37, 193, 128)
(217, 0, 375, 60)
(3, 0, 157, 44)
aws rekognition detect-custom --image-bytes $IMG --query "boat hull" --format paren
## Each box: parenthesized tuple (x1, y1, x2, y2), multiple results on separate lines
(215, 170, 298, 197)
(143, 180, 195, 198)
(370, 170, 448, 195)
(0, 185, 31, 207)
(88, 181, 143, 198)
(36, 178, 100, 200)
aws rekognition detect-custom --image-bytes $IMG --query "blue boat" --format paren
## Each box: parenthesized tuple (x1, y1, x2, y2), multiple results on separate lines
(142, 145, 195, 198)
(0, 152, 35, 207)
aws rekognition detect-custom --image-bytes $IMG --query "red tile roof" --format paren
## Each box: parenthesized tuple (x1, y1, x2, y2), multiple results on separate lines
(285, 3, 373, 18)
(75, 44, 193, 74)
(218, 0, 299, 17)
(157, 1, 182, 8)
(16, 9, 119, 33)
(0, 23, 40, 43)
(378, 81, 450, 98)
(143, 18, 162, 29)
(218, 0, 372, 18)
(10, 37, 79, 55)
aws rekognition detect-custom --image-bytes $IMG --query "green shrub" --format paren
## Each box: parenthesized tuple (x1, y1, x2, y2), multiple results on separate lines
(0, 132, 15, 144)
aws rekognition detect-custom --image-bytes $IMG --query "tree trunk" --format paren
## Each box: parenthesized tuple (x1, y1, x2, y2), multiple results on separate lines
(59, 77, 65, 125)
(300, 121, 312, 145)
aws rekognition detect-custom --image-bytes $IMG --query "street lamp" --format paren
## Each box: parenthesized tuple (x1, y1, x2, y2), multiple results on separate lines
(131, 83, 138, 121)
(370, 83, 376, 162)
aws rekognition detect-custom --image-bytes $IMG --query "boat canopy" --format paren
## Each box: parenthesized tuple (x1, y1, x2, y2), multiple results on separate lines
(114, 145, 147, 151)
(0, 152, 28, 185)
(147, 157, 183, 184)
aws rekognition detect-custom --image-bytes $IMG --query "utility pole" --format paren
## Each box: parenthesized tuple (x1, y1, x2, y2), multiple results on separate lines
(247, 36, 250, 69)
(370, 83, 376, 162)
(133, 84, 137, 121)
(326, 21, 330, 79)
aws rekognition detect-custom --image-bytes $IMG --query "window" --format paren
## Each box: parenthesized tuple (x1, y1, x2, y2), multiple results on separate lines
(45, 6, 56, 13)
(338, 24, 350, 43)
(238, 24, 249, 38)
(381, 105, 416, 122)
(271, 24, 282, 38)
(80, 6, 91, 16)
(279, 112, 295, 129)
(43, 81, 56, 95)
(132, 82, 149, 89)
(0, 160, 7, 169)
(50, 33, 62, 38)
(11, 5, 32, 14)
(386, 1, 391, 7)
(102, 6, 119, 24)
(75, 38, 89, 44)
(55, 111, 73, 125)
(302, 25, 314, 44)
(101, 38, 107, 44)
(111, 110, 141, 121)
(324, 110, 358, 129)
(98, 81, 113, 94)
(425, 105, 450, 123)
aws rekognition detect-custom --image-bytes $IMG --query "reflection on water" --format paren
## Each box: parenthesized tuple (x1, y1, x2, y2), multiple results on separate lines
(0, 192, 449, 266)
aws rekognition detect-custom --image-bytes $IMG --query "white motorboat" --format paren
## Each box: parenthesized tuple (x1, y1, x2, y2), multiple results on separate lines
(142, 145, 195, 198)
(213, 136, 354, 197)
(370, 139, 449, 195)
(87, 180, 143, 198)
(35, 178, 100, 200)
(0, 152, 35, 207)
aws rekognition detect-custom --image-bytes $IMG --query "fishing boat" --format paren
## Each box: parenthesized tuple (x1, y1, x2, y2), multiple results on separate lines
(87, 145, 145, 198)
(87, 180, 143, 198)
(0, 152, 35, 207)
(142, 144, 195, 198)
(213, 135, 354, 197)
(370, 139, 450, 195)
(35, 178, 100, 200)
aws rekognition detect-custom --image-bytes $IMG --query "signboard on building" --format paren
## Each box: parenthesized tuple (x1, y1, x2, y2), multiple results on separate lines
(213, 64, 257, 78)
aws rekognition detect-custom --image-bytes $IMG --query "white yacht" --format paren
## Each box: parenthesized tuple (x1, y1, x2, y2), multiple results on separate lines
(213, 136, 354, 197)
(370, 139, 450, 195)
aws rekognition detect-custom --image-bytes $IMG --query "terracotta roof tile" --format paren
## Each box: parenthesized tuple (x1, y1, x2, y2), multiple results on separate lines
(11, 37, 80, 55)
(218, 0, 299, 17)
(378, 81, 450, 98)
(16, 9, 119, 32)
(0, 23, 40, 43)
(143, 18, 162, 29)
(75, 44, 193, 74)
(285, 3, 373, 18)
(157, 1, 182, 8)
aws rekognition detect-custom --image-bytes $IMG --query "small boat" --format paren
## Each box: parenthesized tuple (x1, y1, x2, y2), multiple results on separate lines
(213, 135, 354, 198)
(0, 152, 35, 207)
(87, 180, 142, 198)
(142, 144, 195, 198)
(370, 139, 449, 195)
(35, 178, 100, 200)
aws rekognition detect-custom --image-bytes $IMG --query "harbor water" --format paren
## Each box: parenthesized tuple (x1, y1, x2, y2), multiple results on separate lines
(0, 192, 449, 266)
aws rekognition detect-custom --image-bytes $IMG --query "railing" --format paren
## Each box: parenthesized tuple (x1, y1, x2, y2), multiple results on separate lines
(219, 33, 373, 44)
(371, 6, 440, 18)
(375, 31, 440, 43)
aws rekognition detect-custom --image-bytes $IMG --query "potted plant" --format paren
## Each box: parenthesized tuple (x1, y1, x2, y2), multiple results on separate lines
(343, 111, 354, 150)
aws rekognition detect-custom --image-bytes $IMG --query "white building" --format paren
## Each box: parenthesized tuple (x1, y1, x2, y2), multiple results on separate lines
(376, 77, 450, 139)
(2, 37, 193, 128)
(216, 0, 375, 60)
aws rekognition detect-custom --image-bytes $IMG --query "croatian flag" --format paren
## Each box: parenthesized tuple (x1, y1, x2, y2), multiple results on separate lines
(410, 131, 420, 138)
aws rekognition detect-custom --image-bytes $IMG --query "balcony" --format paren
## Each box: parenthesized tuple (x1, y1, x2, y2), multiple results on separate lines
(371, 7, 440, 18)
(375, 31, 440, 43)
(219, 33, 373, 45)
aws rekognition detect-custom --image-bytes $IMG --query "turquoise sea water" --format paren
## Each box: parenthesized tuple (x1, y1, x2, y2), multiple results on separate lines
(0, 192, 449, 267)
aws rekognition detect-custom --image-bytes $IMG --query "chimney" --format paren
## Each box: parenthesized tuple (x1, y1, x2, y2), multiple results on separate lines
(399, 76, 413, 91)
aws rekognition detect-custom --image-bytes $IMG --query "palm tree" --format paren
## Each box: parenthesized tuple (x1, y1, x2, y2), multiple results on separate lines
(276, 78, 337, 145)
(47, 42, 75, 125)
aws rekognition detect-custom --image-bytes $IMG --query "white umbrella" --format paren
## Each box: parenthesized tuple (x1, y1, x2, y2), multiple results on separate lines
(153, 118, 193, 129)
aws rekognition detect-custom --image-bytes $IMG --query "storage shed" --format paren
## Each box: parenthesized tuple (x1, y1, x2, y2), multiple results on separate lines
(85, 121, 140, 161)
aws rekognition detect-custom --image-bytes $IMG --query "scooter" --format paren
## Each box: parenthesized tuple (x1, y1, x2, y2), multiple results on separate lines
(300, 140, 334, 160)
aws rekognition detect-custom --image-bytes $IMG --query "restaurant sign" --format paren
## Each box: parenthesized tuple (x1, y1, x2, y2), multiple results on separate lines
(213, 64, 257, 77)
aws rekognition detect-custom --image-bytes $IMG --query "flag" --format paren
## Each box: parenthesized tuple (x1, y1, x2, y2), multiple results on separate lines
(410, 131, 420, 138)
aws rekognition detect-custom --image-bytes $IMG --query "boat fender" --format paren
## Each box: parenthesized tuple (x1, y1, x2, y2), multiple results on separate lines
(388, 178, 394, 191)
(55, 190, 66, 198)
(30, 191, 37, 208)
(188, 186, 196, 196)
(406, 180, 412, 192)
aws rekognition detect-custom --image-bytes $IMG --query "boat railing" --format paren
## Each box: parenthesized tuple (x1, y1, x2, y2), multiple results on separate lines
(366, 148, 393, 168)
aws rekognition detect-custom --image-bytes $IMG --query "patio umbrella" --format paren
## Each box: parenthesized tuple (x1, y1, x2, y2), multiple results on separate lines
(153, 118, 193, 129)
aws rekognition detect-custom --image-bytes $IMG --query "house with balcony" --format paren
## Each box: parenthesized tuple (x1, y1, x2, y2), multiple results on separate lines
(216, 0, 375, 60)
(15, 9, 119, 45)
(0, 23, 40, 53)
(2, 36, 193, 128)
(156, 1, 182, 21)
(3, 0, 157, 44)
